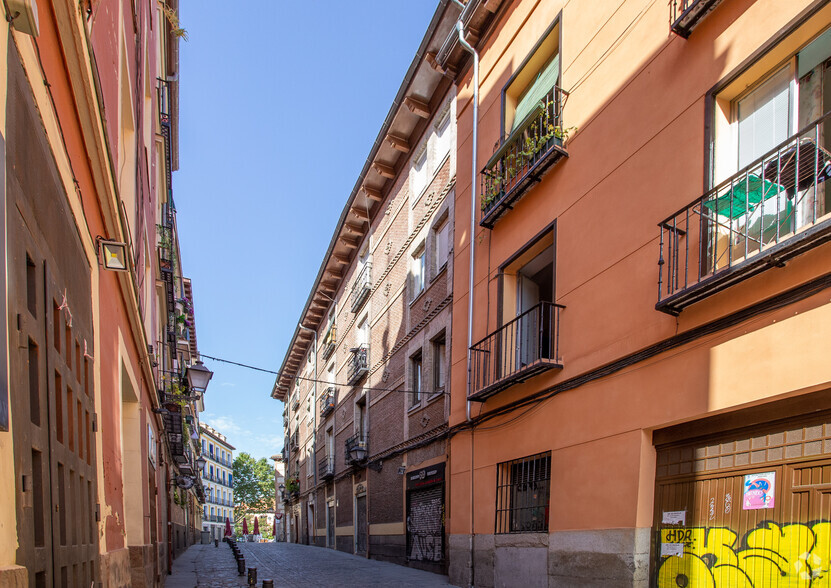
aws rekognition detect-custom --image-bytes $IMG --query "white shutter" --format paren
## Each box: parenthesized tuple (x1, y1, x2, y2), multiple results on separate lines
(436, 221, 449, 269)
(737, 66, 792, 169)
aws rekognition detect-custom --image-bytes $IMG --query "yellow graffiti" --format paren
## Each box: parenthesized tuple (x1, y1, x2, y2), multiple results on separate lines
(657, 522, 831, 587)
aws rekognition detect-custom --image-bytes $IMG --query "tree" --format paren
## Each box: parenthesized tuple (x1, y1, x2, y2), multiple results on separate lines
(232, 452, 275, 527)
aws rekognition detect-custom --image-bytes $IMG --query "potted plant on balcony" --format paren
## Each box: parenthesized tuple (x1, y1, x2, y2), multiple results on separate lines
(286, 476, 300, 498)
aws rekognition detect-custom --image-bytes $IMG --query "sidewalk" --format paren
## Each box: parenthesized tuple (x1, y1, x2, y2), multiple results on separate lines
(165, 541, 451, 587)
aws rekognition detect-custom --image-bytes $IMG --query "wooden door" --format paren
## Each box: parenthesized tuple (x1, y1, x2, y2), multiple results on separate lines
(10, 206, 98, 587)
(356, 495, 367, 555)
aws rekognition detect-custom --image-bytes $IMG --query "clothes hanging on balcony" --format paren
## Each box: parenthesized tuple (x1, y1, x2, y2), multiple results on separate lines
(762, 138, 831, 195)
(703, 174, 783, 219)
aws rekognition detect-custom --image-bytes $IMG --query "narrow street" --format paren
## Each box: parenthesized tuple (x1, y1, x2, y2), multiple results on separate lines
(167, 542, 451, 587)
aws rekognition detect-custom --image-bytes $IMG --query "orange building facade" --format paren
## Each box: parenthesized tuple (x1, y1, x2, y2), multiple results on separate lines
(441, 0, 831, 586)
(0, 0, 207, 586)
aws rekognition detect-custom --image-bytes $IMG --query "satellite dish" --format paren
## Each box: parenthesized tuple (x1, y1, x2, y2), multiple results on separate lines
(176, 475, 194, 489)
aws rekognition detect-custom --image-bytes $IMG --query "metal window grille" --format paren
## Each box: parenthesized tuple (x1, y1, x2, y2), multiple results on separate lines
(495, 452, 551, 534)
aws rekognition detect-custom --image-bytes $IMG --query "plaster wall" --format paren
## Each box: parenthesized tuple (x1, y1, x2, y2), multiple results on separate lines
(448, 0, 831, 584)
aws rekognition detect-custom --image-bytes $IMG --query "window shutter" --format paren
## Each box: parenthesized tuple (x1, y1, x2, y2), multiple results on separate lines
(512, 54, 560, 132)
(436, 221, 449, 268)
(737, 66, 791, 169)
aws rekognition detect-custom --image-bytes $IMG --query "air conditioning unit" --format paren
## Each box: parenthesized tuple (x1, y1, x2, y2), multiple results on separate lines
(7, 0, 38, 37)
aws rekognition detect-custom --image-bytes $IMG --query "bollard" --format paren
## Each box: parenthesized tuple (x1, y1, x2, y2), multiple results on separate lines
(247, 567, 257, 586)
(237, 556, 246, 576)
(215, 538, 219, 548)
(262, 581, 274, 588)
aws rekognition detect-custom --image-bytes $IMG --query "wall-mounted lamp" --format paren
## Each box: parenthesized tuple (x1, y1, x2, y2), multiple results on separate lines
(98, 239, 128, 272)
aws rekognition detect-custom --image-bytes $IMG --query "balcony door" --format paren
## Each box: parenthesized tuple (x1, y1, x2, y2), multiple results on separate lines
(515, 245, 554, 368)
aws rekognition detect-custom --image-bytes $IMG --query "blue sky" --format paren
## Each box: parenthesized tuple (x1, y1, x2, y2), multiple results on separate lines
(175, 1, 440, 461)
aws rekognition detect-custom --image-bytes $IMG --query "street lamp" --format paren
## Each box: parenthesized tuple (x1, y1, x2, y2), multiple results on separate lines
(186, 359, 213, 394)
(196, 455, 207, 471)
(349, 443, 368, 462)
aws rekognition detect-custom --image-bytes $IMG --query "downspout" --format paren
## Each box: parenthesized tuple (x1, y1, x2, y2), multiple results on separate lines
(454, 7, 479, 587)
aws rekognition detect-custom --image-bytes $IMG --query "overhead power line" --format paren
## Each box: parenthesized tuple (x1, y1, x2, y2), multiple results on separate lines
(197, 352, 449, 396)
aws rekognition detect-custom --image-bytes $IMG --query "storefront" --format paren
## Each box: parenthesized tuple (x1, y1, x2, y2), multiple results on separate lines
(406, 462, 445, 571)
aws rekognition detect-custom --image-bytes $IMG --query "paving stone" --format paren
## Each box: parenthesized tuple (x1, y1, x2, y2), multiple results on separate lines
(165, 542, 451, 587)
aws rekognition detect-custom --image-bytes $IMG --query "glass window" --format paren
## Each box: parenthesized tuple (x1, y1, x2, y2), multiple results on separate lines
(737, 65, 792, 169)
(412, 150, 428, 199)
(434, 216, 450, 274)
(504, 23, 560, 133)
(495, 452, 551, 534)
(432, 333, 446, 394)
(411, 245, 425, 300)
(435, 110, 452, 160)
(410, 350, 422, 407)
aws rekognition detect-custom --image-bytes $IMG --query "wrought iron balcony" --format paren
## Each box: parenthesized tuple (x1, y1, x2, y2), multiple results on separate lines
(480, 85, 569, 229)
(289, 430, 299, 452)
(469, 302, 564, 401)
(350, 262, 372, 312)
(291, 394, 300, 411)
(346, 344, 369, 386)
(670, 0, 725, 38)
(321, 323, 337, 360)
(319, 455, 335, 479)
(319, 387, 336, 418)
(158, 247, 173, 274)
(657, 112, 831, 315)
(345, 434, 368, 464)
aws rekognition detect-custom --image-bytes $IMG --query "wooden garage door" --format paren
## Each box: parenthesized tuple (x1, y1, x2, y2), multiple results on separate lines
(654, 414, 831, 587)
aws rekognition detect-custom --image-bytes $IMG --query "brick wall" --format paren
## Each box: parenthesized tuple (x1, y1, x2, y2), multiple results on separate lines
(368, 462, 403, 525)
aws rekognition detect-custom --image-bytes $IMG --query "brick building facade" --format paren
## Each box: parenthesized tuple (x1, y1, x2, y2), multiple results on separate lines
(273, 2, 458, 575)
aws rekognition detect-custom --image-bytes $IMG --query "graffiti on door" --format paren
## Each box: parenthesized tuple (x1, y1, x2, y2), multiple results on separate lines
(657, 521, 831, 586)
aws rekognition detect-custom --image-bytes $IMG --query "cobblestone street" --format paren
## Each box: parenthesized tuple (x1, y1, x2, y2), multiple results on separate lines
(166, 542, 452, 587)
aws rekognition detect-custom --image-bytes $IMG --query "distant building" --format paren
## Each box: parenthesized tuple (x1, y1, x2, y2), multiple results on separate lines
(200, 424, 235, 541)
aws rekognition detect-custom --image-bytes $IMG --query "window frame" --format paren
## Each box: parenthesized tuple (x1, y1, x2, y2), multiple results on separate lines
(431, 332, 446, 398)
(495, 451, 552, 534)
(410, 243, 426, 302)
(410, 349, 423, 407)
(432, 212, 451, 279)
(499, 16, 562, 141)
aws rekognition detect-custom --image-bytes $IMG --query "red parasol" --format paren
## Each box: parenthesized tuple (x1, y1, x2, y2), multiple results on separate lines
(253, 516, 260, 535)
(224, 517, 232, 537)
(242, 517, 249, 535)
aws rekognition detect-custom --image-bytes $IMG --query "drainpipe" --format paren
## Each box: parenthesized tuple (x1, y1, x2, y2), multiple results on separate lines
(298, 323, 318, 493)
(454, 6, 479, 587)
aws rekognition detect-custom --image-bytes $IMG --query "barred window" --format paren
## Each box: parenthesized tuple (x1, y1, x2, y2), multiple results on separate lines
(495, 452, 551, 534)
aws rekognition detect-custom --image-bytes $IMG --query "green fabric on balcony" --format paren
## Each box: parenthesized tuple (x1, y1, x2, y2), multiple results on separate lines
(704, 173, 784, 219)
(511, 54, 560, 132)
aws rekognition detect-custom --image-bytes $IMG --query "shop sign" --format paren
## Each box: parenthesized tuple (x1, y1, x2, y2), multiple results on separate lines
(743, 471, 775, 510)
(406, 462, 446, 490)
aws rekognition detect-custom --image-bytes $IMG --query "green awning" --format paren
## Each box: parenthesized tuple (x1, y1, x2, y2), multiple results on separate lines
(511, 54, 560, 132)
(703, 174, 784, 219)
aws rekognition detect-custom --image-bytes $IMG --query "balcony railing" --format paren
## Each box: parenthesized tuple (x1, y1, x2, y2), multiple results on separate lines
(469, 302, 564, 401)
(345, 434, 368, 465)
(350, 263, 372, 312)
(657, 112, 831, 315)
(346, 344, 369, 386)
(319, 387, 336, 418)
(322, 323, 337, 360)
(290, 430, 299, 452)
(670, 0, 725, 38)
(319, 455, 335, 479)
(480, 85, 569, 229)
(291, 395, 300, 411)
